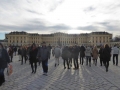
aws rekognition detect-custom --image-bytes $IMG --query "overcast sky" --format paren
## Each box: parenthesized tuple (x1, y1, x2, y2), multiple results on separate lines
(0, 0, 120, 39)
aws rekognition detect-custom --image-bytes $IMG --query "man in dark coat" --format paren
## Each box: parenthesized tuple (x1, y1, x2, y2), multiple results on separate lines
(0, 43, 10, 86)
(73, 45, 79, 69)
(62, 46, 70, 69)
(68, 46, 73, 67)
(37, 42, 49, 76)
(80, 45, 85, 65)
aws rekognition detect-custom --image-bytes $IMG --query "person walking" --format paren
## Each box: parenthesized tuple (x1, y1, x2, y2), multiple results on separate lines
(80, 45, 85, 65)
(21, 45, 27, 65)
(103, 44, 111, 72)
(18, 46, 22, 61)
(54, 46, 61, 67)
(85, 46, 92, 67)
(52, 47, 55, 57)
(62, 46, 70, 69)
(112, 44, 119, 66)
(99, 45, 104, 66)
(48, 44, 52, 59)
(26, 45, 31, 64)
(8, 47, 14, 62)
(14, 46, 17, 56)
(29, 43, 38, 73)
(0, 43, 10, 86)
(92, 46, 99, 66)
(37, 42, 49, 76)
(68, 46, 73, 67)
(73, 45, 79, 69)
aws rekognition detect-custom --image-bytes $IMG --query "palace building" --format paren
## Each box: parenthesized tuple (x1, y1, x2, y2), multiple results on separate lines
(5, 31, 112, 46)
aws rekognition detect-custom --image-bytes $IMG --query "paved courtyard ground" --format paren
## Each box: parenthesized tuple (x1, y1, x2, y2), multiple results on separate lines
(0, 54, 120, 90)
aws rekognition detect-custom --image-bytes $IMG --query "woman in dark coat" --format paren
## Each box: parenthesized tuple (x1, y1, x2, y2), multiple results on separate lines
(103, 44, 111, 72)
(0, 43, 10, 86)
(29, 43, 38, 73)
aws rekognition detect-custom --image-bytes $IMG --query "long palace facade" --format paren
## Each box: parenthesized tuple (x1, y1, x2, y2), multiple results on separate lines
(5, 31, 112, 46)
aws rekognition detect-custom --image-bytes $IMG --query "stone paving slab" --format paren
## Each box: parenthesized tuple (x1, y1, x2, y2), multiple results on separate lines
(0, 55, 120, 90)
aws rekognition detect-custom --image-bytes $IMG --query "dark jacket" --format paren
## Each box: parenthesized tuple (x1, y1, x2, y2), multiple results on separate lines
(37, 46, 49, 61)
(99, 48, 104, 59)
(48, 45, 52, 52)
(0, 46, 10, 69)
(80, 46, 85, 57)
(62, 47, 70, 60)
(29, 48, 38, 62)
(14, 47, 17, 52)
(73, 46, 79, 58)
(8, 49, 14, 56)
(27, 47, 31, 55)
(68, 47, 73, 58)
(18, 48, 21, 55)
(103, 47, 111, 61)
(21, 48, 27, 56)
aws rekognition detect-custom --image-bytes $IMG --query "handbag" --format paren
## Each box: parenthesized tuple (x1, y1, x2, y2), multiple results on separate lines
(7, 64, 13, 76)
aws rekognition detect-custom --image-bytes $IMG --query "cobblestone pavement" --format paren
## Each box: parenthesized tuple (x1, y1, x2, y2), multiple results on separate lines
(0, 54, 120, 90)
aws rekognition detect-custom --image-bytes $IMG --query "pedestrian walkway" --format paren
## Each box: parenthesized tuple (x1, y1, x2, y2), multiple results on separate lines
(0, 55, 120, 90)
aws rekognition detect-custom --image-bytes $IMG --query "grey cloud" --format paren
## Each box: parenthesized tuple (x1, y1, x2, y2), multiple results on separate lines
(84, 6, 96, 12)
(0, 20, 72, 32)
(97, 20, 120, 31)
(25, 9, 43, 15)
(76, 20, 120, 32)
(77, 25, 98, 31)
(50, 24, 71, 30)
(106, 3, 120, 10)
(26, 0, 32, 3)
(49, 0, 65, 12)
(98, 22, 110, 25)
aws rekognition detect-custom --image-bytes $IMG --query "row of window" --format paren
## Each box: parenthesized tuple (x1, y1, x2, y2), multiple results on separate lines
(92, 37, 110, 39)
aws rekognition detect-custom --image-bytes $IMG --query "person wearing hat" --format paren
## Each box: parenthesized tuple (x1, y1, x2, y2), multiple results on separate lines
(0, 43, 10, 86)
(37, 42, 49, 76)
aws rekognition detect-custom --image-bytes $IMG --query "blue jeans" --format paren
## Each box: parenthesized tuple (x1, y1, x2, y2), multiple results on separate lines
(0, 68, 5, 85)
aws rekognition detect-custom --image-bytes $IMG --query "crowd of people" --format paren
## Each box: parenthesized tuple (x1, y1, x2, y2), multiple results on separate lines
(0, 42, 119, 86)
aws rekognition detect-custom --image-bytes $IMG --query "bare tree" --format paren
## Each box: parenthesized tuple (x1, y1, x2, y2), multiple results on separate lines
(114, 35, 120, 42)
